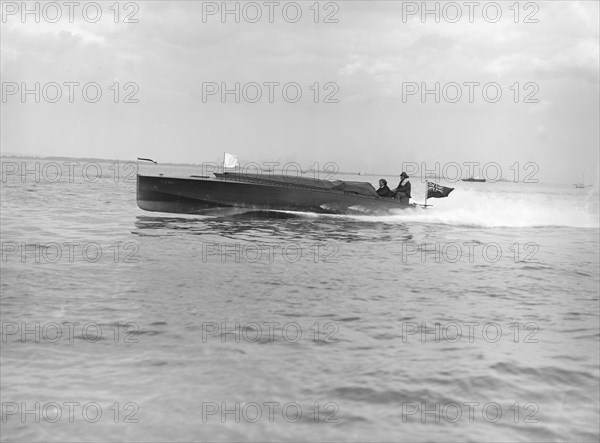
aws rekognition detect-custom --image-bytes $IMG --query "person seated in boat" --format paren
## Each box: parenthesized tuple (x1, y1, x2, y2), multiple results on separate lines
(393, 172, 411, 202)
(376, 179, 393, 197)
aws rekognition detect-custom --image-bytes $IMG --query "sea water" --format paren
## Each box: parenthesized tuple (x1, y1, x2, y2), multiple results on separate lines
(1, 157, 599, 442)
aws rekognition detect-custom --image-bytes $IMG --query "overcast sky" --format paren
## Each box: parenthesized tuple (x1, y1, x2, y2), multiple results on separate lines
(1, 0, 598, 183)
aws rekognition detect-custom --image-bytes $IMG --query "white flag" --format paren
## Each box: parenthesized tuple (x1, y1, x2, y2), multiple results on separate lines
(223, 152, 239, 168)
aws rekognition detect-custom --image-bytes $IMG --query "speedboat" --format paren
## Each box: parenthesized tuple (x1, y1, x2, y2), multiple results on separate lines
(136, 171, 419, 215)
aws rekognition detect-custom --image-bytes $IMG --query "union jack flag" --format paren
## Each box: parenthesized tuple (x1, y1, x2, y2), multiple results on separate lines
(427, 181, 454, 199)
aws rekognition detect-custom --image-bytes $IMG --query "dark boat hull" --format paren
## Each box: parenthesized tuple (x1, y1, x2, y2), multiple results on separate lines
(137, 175, 415, 215)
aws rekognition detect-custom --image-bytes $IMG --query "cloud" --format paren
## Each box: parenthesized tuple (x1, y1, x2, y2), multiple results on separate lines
(1, 0, 598, 183)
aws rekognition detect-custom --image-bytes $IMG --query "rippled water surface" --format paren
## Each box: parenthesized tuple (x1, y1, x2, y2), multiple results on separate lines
(1, 158, 599, 442)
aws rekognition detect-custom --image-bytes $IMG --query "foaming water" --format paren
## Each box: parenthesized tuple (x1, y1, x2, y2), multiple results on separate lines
(348, 185, 600, 228)
(271, 173, 599, 228)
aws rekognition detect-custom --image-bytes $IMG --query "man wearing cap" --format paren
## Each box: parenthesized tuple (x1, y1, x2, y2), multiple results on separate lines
(393, 172, 411, 203)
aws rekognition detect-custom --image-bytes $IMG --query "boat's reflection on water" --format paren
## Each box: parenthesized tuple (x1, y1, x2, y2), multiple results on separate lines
(133, 209, 414, 244)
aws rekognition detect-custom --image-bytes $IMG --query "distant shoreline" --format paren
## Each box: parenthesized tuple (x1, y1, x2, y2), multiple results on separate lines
(1, 154, 595, 186)
(0, 153, 201, 168)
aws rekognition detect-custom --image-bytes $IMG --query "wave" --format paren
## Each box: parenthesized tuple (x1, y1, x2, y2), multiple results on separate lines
(348, 187, 600, 228)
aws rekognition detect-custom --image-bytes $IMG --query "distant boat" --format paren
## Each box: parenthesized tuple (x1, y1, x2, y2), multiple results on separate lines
(574, 174, 585, 188)
(461, 176, 486, 183)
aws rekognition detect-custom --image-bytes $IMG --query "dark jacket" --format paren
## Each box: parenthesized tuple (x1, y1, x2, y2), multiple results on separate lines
(396, 179, 411, 198)
(376, 185, 393, 197)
